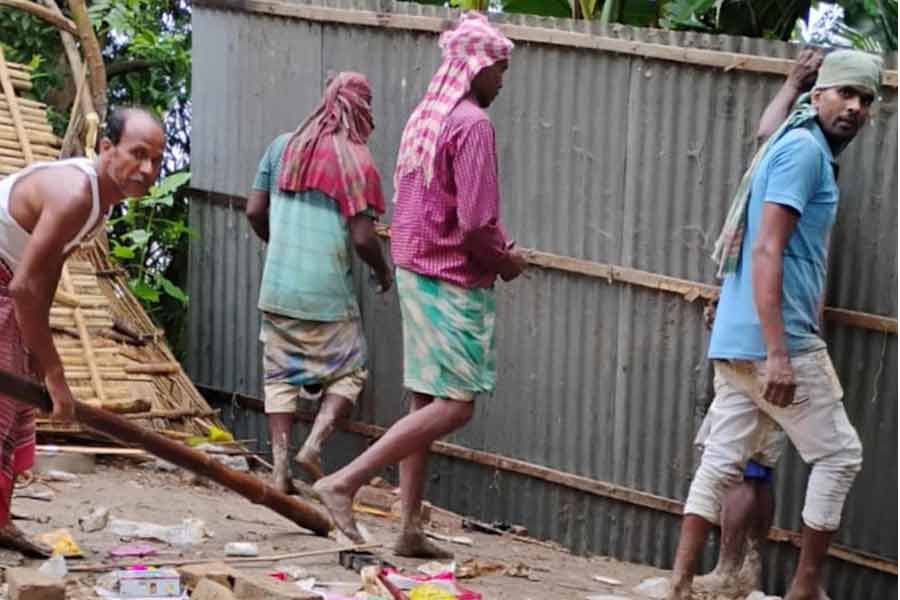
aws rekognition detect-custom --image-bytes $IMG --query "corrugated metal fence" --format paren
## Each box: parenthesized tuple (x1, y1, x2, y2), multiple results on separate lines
(186, 1, 898, 595)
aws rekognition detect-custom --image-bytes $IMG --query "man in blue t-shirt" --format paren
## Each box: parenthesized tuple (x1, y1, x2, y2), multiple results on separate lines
(667, 50, 883, 600)
(694, 49, 823, 597)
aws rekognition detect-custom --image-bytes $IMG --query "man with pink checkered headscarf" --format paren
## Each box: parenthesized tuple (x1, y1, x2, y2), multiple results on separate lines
(316, 12, 527, 557)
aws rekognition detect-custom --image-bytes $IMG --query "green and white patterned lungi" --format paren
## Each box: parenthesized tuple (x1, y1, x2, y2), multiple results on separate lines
(396, 268, 497, 401)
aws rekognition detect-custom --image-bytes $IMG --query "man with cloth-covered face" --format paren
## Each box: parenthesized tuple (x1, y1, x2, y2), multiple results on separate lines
(667, 49, 883, 600)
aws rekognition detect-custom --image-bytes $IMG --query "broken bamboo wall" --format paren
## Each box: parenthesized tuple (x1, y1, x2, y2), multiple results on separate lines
(186, 1, 898, 596)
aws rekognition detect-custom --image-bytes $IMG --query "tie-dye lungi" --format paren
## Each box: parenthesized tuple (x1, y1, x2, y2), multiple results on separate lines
(260, 312, 368, 412)
(396, 268, 496, 402)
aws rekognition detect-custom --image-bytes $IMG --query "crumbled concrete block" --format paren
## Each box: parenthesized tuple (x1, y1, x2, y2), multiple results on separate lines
(34, 452, 95, 475)
(232, 572, 319, 599)
(7, 568, 65, 600)
(178, 562, 237, 589)
(191, 578, 236, 600)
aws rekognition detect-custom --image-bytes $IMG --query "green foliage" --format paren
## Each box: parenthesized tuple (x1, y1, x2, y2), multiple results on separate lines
(108, 171, 193, 357)
(503, 0, 572, 17)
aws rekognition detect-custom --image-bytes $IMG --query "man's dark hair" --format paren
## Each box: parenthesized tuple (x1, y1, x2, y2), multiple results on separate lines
(103, 107, 165, 144)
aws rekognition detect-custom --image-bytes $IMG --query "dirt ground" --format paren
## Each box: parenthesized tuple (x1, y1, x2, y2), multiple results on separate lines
(0, 458, 674, 599)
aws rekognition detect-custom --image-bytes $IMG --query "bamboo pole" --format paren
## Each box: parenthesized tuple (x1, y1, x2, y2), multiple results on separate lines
(60, 266, 108, 406)
(194, 0, 899, 88)
(0, 369, 333, 535)
(0, 48, 33, 164)
(40, 0, 96, 135)
(0, 0, 78, 34)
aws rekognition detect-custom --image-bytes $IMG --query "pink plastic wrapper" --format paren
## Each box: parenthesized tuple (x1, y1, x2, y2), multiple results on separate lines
(382, 568, 482, 600)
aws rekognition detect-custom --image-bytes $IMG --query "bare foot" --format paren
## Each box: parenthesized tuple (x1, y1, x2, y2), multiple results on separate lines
(665, 577, 692, 600)
(693, 566, 754, 596)
(294, 446, 324, 482)
(314, 477, 364, 544)
(785, 585, 830, 600)
(394, 529, 453, 559)
(271, 471, 299, 495)
(0, 523, 51, 558)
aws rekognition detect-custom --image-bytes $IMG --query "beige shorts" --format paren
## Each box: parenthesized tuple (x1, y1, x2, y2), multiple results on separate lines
(695, 393, 786, 468)
(264, 367, 368, 414)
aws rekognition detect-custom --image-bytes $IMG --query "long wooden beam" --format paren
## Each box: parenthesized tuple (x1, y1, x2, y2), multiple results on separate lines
(0, 370, 333, 536)
(194, 0, 898, 88)
(206, 387, 897, 576)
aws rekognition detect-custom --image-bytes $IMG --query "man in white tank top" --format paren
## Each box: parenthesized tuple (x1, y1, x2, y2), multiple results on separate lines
(0, 107, 163, 554)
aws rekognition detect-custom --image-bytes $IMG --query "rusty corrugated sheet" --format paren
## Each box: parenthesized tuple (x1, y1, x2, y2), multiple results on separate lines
(187, 2, 898, 595)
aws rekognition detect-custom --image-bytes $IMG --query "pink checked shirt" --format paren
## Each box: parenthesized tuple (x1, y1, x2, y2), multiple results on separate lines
(390, 98, 509, 289)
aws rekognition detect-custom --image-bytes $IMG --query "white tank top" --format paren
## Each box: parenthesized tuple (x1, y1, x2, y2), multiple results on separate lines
(0, 158, 106, 272)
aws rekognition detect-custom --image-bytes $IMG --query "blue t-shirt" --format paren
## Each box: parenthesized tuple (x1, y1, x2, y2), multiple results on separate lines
(253, 133, 360, 322)
(709, 120, 839, 360)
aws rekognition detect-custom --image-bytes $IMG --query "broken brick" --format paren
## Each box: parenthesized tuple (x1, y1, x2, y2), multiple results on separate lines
(7, 568, 65, 600)
(232, 573, 319, 600)
(191, 578, 236, 600)
(178, 562, 238, 590)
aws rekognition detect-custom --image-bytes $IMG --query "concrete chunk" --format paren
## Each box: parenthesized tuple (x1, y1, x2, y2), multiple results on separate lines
(34, 451, 95, 475)
(7, 568, 65, 600)
(232, 572, 319, 600)
(191, 578, 236, 600)
(178, 562, 238, 589)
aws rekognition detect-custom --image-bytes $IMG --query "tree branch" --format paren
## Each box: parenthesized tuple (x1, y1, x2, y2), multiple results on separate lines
(107, 60, 157, 77)
(0, 0, 77, 34)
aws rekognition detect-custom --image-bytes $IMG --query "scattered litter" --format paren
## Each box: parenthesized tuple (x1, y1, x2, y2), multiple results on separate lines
(36, 528, 83, 557)
(273, 563, 309, 580)
(95, 567, 186, 599)
(11, 510, 50, 523)
(593, 575, 623, 586)
(381, 567, 482, 600)
(13, 489, 54, 501)
(224, 541, 258, 556)
(454, 559, 505, 580)
(44, 469, 79, 482)
(633, 576, 670, 599)
(504, 562, 540, 582)
(108, 543, 159, 557)
(745, 593, 781, 600)
(109, 517, 207, 546)
(418, 561, 454, 577)
(196, 444, 249, 472)
(425, 531, 474, 546)
(145, 459, 178, 472)
(79, 506, 110, 532)
(38, 554, 68, 578)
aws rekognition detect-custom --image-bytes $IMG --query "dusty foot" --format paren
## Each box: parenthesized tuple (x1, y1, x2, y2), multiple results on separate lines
(0, 523, 51, 558)
(314, 477, 364, 544)
(271, 471, 299, 495)
(294, 446, 324, 482)
(784, 585, 830, 600)
(393, 529, 453, 559)
(693, 566, 754, 597)
(665, 577, 692, 600)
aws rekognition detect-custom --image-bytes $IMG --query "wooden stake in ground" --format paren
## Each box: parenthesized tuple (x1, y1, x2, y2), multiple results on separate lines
(0, 369, 333, 536)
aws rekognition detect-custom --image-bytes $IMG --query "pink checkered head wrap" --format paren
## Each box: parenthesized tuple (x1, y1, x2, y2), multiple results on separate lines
(393, 12, 513, 192)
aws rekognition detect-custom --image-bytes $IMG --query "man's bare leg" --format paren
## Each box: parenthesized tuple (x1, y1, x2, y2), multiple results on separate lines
(393, 393, 453, 558)
(694, 478, 772, 595)
(268, 412, 298, 495)
(295, 394, 352, 482)
(315, 395, 474, 543)
(784, 526, 833, 600)
(666, 514, 714, 600)
(0, 477, 50, 557)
